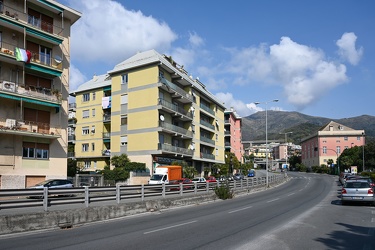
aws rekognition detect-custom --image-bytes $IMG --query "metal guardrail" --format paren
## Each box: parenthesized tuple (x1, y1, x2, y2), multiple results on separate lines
(0, 175, 284, 212)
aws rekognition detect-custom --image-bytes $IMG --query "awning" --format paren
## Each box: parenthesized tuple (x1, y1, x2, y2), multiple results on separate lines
(0, 93, 60, 108)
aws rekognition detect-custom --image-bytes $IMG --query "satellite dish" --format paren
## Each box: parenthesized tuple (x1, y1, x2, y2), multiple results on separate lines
(159, 115, 165, 121)
(54, 55, 62, 64)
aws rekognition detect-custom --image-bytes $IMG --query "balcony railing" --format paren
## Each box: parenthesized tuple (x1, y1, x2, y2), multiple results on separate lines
(0, 3, 63, 36)
(200, 103, 215, 115)
(103, 114, 111, 122)
(159, 77, 193, 102)
(0, 80, 61, 104)
(158, 143, 194, 156)
(67, 152, 75, 158)
(200, 136, 215, 145)
(68, 135, 76, 141)
(201, 152, 215, 160)
(200, 120, 215, 130)
(158, 98, 193, 119)
(0, 117, 61, 136)
(102, 149, 111, 156)
(102, 132, 111, 139)
(69, 103, 76, 110)
(159, 121, 193, 138)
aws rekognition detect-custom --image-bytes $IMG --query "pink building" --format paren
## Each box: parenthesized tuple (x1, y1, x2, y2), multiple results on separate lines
(301, 121, 365, 170)
(224, 108, 243, 163)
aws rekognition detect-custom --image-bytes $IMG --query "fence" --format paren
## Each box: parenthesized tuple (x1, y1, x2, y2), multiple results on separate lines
(0, 175, 284, 212)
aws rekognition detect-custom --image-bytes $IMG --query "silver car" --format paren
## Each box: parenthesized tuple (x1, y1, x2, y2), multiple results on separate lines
(341, 179, 375, 205)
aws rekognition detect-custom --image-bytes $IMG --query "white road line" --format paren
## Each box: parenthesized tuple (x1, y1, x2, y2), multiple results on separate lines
(228, 206, 253, 214)
(144, 220, 197, 234)
(287, 193, 295, 196)
(267, 198, 280, 203)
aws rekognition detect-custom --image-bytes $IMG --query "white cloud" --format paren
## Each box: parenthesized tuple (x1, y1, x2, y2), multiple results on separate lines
(215, 92, 257, 117)
(67, 0, 177, 65)
(221, 36, 349, 111)
(189, 32, 204, 47)
(336, 32, 363, 65)
(69, 64, 87, 92)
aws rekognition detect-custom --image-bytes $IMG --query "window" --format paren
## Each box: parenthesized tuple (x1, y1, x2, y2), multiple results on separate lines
(92, 92, 96, 100)
(92, 108, 95, 117)
(82, 143, 89, 152)
(84, 161, 91, 169)
(83, 93, 90, 102)
(357, 136, 361, 141)
(82, 109, 89, 118)
(91, 125, 95, 134)
(23, 142, 49, 159)
(91, 143, 95, 151)
(121, 136, 127, 146)
(323, 146, 327, 154)
(344, 136, 348, 141)
(40, 46, 51, 66)
(336, 146, 341, 154)
(121, 117, 127, 125)
(121, 74, 128, 84)
(121, 94, 128, 104)
(82, 126, 89, 135)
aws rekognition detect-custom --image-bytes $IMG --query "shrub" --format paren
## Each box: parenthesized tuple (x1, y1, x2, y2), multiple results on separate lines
(214, 182, 233, 200)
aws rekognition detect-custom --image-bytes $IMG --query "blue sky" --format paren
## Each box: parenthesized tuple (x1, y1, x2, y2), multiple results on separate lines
(59, 0, 375, 119)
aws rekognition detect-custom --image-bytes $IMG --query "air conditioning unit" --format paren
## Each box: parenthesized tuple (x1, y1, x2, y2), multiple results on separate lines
(2, 81, 16, 92)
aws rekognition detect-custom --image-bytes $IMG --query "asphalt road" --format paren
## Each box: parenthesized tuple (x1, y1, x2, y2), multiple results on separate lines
(1, 172, 374, 250)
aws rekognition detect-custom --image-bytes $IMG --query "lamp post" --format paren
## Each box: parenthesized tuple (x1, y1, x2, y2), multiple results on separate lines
(254, 99, 279, 187)
(362, 132, 365, 172)
(279, 132, 293, 167)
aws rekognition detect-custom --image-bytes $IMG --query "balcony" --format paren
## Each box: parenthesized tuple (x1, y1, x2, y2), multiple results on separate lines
(68, 118, 77, 127)
(201, 152, 215, 160)
(159, 121, 193, 138)
(159, 77, 193, 103)
(0, 80, 61, 106)
(0, 4, 63, 40)
(67, 152, 75, 158)
(103, 114, 111, 123)
(68, 134, 76, 142)
(200, 103, 215, 116)
(158, 143, 194, 156)
(200, 136, 215, 145)
(0, 117, 61, 138)
(200, 120, 215, 130)
(102, 149, 111, 157)
(102, 132, 111, 140)
(158, 98, 193, 121)
(0, 41, 62, 71)
(69, 103, 76, 111)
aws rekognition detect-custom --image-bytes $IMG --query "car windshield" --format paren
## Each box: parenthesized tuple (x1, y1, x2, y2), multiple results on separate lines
(34, 180, 50, 186)
(192, 178, 199, 181)
(150, 174, 163, 181)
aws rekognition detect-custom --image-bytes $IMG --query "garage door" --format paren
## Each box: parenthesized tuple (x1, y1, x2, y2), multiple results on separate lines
(25, 176, 45, 188)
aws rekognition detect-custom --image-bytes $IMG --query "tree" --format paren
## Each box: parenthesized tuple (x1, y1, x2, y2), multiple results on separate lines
(111, 154, 130, 168)
(225, 152, 240, 174)
(99, 154, 145, 182)
(67, 158, 77, 177)
(288, 155, 301, 169)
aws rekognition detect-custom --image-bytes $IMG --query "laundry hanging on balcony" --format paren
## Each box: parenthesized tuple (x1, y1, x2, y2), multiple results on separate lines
(14, 48, 32, 63)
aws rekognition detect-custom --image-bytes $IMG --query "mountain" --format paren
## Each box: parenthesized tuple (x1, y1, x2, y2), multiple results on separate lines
(241, 111, 375, 143)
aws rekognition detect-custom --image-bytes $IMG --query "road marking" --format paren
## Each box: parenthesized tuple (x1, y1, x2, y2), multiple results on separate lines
(228, 206, 253, 214)
(287, 193, 295, 196)
(144, 220, 197, 234)
(267, 198, 280, 203)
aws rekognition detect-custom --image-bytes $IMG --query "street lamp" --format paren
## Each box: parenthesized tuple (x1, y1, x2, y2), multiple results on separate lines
(254, 99, 279, 187)
(279, 132, 293, 167)
(362, 132, 365, 172)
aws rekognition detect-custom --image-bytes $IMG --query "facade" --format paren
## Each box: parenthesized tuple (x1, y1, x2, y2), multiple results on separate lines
(70, 50, 226, 175)
(224, 108, 243, 163)
(301, 121, 365, 169)
(0, 0, 81, 188)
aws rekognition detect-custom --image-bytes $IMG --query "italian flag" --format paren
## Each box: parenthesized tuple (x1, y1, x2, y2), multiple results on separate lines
(15, 48, 32, 63)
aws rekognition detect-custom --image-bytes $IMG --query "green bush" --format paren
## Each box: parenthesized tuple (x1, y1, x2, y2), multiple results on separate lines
(214, 182, 233, 200)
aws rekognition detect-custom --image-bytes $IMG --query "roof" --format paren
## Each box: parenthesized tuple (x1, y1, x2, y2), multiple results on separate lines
(108, 50, 226, 109)
(70, 74, 111, 96)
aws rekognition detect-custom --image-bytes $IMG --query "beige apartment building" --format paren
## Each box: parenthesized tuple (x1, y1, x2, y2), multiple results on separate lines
(70, 50, 226, 175)
(0, 0, 81, 188)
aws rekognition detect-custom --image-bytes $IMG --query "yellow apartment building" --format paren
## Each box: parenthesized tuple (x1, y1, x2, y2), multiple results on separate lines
(0, 0, 81, 188)
(70, 50, 226, 175)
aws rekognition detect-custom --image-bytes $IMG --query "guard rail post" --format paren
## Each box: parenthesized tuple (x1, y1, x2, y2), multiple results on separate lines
(141, 184, 145, 201)
(85, 186, 89, 207)
(116, 184, 120, 204)
(43, 187, 48, 211)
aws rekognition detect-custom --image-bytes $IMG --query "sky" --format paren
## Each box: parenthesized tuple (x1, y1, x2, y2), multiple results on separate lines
(58, 0, 375, 119)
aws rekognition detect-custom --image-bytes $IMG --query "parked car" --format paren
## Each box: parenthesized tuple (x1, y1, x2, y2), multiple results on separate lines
(206, 176, 217, 183)
(341, 179, 375, 205)
(192, 177, 206, 183)
(339, 172, 354, 185)
(346, 176, 375, 188)
(169, 178, 193, 190)
(28, 179, 74, 189)
(247, 169, 256, 177)
(233, 173, 244, 181)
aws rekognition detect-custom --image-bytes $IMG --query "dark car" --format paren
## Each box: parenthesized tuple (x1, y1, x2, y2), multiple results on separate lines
(233, 173, 244, 181)
(28, 179, 74, 189)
